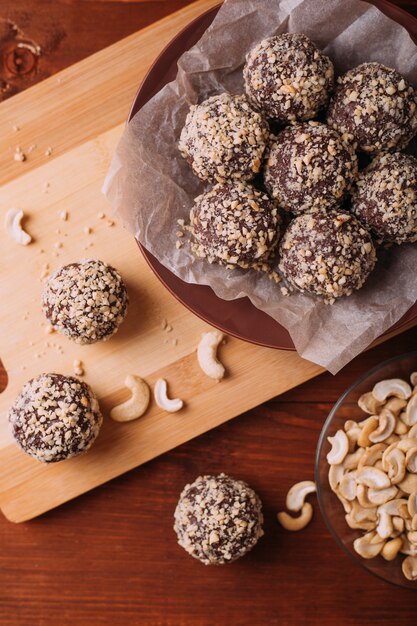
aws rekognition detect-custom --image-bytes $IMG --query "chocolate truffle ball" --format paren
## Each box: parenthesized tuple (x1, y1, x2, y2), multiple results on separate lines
(351, 153, 417, 245)
(42, 259, 128, 344)
(179, 93, 269, 183)
(327, 62, 417, 154)
(279, 210, 377, 299)
(174, 474, 264, 565)
(243, 33, 334, 123)
(264, 121, 358, 215)
(8, 373, 103, 463)
(190, 182, 281, 269)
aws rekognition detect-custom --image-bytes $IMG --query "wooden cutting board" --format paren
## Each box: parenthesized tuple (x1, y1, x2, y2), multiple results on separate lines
(0, 0, 414, 524)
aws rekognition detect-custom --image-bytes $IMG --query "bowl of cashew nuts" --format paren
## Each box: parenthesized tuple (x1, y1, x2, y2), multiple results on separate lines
(316, 351, 417, 589)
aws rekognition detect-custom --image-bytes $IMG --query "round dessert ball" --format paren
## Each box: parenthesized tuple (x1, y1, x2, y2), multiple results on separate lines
(8, 373, 103, 463)
(173, 474, 264, 565)
(190, 182, 281, 269)
(42, 259, 128, 344)
(243, 33, 334, 123)
(264, 121, 358, 215)
(327, 62, 417, 153)
(179, 93, 269, 183)
(351, 153, 417, 245)
(279, 210, 377, 299)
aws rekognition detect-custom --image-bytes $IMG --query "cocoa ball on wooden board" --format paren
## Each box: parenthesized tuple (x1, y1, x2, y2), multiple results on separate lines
(8, 373, 103, 463)
(42, 259, 128, 345)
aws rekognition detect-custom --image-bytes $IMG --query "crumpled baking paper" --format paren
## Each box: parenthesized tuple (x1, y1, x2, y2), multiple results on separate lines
(103, 0, 417, 373)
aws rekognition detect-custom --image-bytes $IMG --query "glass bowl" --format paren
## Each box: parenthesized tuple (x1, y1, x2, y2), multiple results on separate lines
(315, 351, 417, 589)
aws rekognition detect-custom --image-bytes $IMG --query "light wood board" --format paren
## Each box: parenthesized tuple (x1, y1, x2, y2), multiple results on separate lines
(0, 0, 414, 523)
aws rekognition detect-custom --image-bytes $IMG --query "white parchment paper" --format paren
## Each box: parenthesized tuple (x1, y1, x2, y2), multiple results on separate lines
(104, 0, 417, 373)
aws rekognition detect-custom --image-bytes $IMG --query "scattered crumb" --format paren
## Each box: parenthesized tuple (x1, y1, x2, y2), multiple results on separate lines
(56, 77, 62, 84)
(176, 231, 184, 237)
(40, 263, 50, 280)
(166, 324, 173, 333)
(42, 182, 50, 194)
(160, 319, 167, 330)
(44, 325, 55, 335)
(14, 146, 26, 162)
(107, 219, 115, 227)
(73, 359, 85, 377)
(52, 251, 60, 257)
(12, 125, 20, 132)
(44, 147, 53, 157)
(53, 241, 63, 249)
(172, 338, 178, 346)
(39, 248, 45, 254)
(177, 218, 185, 227)
(83, 226, 92, 235)
(97, 212, 105, 219)
(175, 241, 183, 249)
(59, 210, 68, 221)
(280, 286, 289, 296)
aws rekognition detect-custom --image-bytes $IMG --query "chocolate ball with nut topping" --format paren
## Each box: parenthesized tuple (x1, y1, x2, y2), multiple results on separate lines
(243, 33, 334, 123)
(178, 93, 269, 183)
(190, 182, 281, 270)
(351, 152, 417, 245)
(327, 62, 417, 154)
(42, 259, 128, 344)
(279, 210, 377, 300)
(264, 121, 358, 215)
(174, 474, 264, 565)
(8, 373, 103, 463)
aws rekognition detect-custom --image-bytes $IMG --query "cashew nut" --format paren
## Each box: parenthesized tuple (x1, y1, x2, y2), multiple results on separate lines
(408, 492, 417, 517)
(397, 438, 417, 453)
(357, 484, 377, 509)
(154, 378, 183, 413)
(358, 443, 386, 469)
(343, 448, 365, 471)
(400, 534, 417, 556)
(110, 375, 150, 422)
(406, 447, 417, 473)
(328, 463, 344, 491)
(197, 331, 225, 381)
(358, 392, 384, 415)
(381, 537, 403, 561)
(407, 531, 417, 545)
(372, 378, 412, 403)
(411, 372, 417, 387)
(327, 430, 349, 465)
(357, 416, 378, 447)
(402, 555, 417, 580)
(378, 498, 409, 519)
(356, 466, 391, 489)
(285, 481, 316, 512)
(353, 532, 385, 559)
(385, 397, 407, 416)
(399, 473, 417, 495)
(392, 516, 405, 535)
(376, 510, 393, 539)
(277, 502, 313, 531)
(404, 394, 417, 427)
(383, 447, 406, 485)
(339, 472, 357, 501)
(368, 485, 398, 506)
(5, 208, 32, 245)
(368, 409, 396, 444)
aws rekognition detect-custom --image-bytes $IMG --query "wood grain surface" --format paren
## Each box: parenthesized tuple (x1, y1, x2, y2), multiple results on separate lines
(0, 1, 417, 624)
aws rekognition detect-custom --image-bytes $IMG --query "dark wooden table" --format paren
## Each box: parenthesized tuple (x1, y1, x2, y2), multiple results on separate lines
(1, 2, 417, 624)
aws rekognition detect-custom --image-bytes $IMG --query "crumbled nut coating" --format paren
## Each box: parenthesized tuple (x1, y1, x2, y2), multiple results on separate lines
(178, 93, 269, 183)
(351, 152, 417, 245)
(42, 259, 128, 344)
(264, 121, 358, 215)
(174, 474, 264, 565)
(8, 373, 103, 463)
(190, 182, 281, 269)
(243, 33, 334, 123)
(327, 62, 417, 153)
(279, 210, 377, 299)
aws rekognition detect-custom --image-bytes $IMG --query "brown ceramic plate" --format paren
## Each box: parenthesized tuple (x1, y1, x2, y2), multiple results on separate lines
(129, 1, 417, 350)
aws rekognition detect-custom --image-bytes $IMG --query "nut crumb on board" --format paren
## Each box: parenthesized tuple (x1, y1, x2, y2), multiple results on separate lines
(14, 146, 26, 162)
(44, 147, 53, 157)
